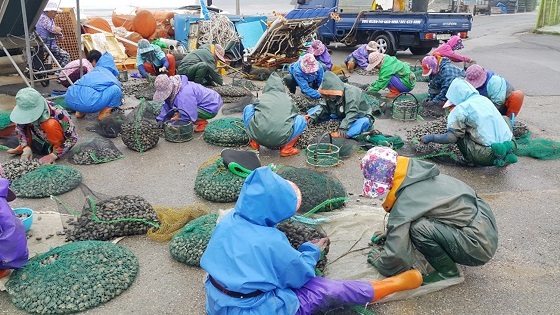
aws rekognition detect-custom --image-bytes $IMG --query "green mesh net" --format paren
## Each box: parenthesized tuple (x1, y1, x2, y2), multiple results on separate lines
(169, 213, 219, 267)
(121, 100, 162, 152)
(276, 166, 347, 216)
(515, 132, 560, 160)
(203, 117, 249, 147)
(0, 159, 42, 182)
(5, 241, 139, 314)
(194, 158, 245, 203)
(0, 109, 12, 130)
(147, 204, 210, 242)
(68, 137, 124, 165)
(356, 132, 405, 150)
(11, 165, 83, 198)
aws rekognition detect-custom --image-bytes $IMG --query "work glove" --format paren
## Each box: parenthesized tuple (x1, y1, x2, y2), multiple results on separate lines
(160, 66, 168, 74)
(371, 231, 387, 245)
(421, 134, 435, 144)
(38, 153, 57, 165)
(367, 247, 383, 267)
(20, 146, 32, 161)
(336, 129, 348, 138)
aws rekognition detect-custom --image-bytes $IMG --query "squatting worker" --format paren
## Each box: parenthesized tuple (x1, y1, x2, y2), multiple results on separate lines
(136, 39, 176, 78)
(361, 147, 499, 284)
(7, 88, 78, 164)
(177, 44, 225, 86)
(345, 41, 378, 72)
(243, 73, 307, 157)
(284, 53, 324, 99)
(366, 52, 416, 98)
(421, 55, 465, 107)
(36, 2, 70, 67)
(200, 166, 422, 314)
(307, 39, 333, 71)
(432, 35, 475, 65)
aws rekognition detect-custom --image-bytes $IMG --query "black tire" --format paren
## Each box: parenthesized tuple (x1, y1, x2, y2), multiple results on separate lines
(409, 47, 432, 55)
(40, 79, 50, 87)
(374, 34, 396, 56)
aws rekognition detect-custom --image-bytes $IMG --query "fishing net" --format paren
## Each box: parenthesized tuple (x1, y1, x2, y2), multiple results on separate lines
(147, 204, 210, 242)
(169, 213, 219, 267)
(203, 117, 249, 147)
(87, 111, 125, 138)
(0, 109, 12, 130)
(276, 166, 347, 215)
(121, 100, 162, 152)
(68, 137, 124, 165)
(5, 241, 138, 314)
(355, 131, 405, 150)
(209, 84, 253, 103)
(11, 165, 83, 198)
(0, 159, 42, 182)
(194, 158, 245, 203)
(515, 132, 560, 160)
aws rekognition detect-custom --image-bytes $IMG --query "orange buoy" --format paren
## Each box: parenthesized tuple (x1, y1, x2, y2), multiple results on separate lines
(112, 10, 135, 31)
(83, 17, 112, 34)
(121, 32, 143, 57)
(133, 10, 157, 38)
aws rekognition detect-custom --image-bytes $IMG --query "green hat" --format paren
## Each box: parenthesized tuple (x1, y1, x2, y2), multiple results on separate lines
(11, 87, 47, 124)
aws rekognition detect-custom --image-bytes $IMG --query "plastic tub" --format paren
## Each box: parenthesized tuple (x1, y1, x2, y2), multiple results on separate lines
(13, 208, 33, 232)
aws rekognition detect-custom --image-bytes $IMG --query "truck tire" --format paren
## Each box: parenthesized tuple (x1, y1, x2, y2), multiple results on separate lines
(409, 47, 432, 55)
(374, 34, 396, 56)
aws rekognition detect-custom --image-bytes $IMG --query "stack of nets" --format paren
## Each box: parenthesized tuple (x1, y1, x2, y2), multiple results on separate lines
(210, 84, 253, 103)
(0, 159, 42, 182)
(11, 165, 83, 198)
(295, 120, 341, 149)
(194, 157, 245, 203)
(147, 204, 210, 242)
(277, 219, 329, 274)
(515, 132, 560, 160)
(290, 94, 324, 113)
(68, 137, 124, 165)
(5, 241, 138, 315)
(121, 100, 162, 152)
(405, 117, 465, 164)
(276, 166, 347, 215)
(203, 117, 249, 147)
(169, 213, 218, 267)
(0, 109, 12, 130)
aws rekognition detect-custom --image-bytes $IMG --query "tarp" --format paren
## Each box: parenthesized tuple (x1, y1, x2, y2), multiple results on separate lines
(0, 0, 49, 39)
(235, 20, 266, 51)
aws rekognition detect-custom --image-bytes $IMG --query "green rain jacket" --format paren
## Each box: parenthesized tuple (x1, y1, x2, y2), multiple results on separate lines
(369, 55, 416, 93)
(310, 72, 373, 130)
(374, 157, 498, 277)
(246, 73, 298, 147)
(177, 44, 223, 85)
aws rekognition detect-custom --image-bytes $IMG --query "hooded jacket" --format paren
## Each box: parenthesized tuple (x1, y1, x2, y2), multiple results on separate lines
(201, 167, 321, 315)
(65, 52, 123, 113)
(446, 78, 513, 146)
(311, 72, 373, 130)
(288, 60, 324, 99)
(432, 36, 471, 63)
(369, 55, 416, 93)
(156, 75, 223, 122)
(0, 178, 28, 270)
(246, 73, 299, 147)
(477, 73, 515, 107)
(373, 157, 498, 277)
(428, 57, 466, 103)
(177, 44, 222, 83)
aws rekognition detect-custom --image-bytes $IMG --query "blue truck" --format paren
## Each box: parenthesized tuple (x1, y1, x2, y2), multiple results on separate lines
(295, 0, 472, 55)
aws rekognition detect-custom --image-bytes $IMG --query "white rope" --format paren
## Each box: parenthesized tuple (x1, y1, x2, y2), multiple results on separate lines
(197, 13, 240, 48)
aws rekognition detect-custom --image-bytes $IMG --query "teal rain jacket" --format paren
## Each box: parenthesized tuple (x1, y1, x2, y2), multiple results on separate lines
(200, 167, 321, 315)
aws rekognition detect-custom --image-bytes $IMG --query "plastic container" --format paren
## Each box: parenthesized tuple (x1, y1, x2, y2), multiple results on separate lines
(306, 133, 340, 167)
(13, 208, 33, 233)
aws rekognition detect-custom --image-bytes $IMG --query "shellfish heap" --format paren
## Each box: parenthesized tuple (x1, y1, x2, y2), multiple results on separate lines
(194, 158, 245, 203)
(1, 159, 42, 182)
(210, 84, 254, 104)
(289, 94, 324, 113)
(169, 213, 218, 267)
(405, 117, 463, 159)
(277, 219, 329, 273)
(295, 120, 341, 150)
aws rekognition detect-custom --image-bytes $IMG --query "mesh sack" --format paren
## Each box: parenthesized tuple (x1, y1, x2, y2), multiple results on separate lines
(5, 241, 138, 315)
(87, 112, 125, 138)
(203, 117, 249, 147)
(0, 109, 12, 129)
(169, 213, 219, 267)
(276, 166, 347, 215)
(121, 100, 162, 152)
(68, 137, 124, 165)
(277, 219, 329, 274)
(11, 165, 83, 198)
(0, 159, 42, 182)
(194, 158, 245, 203)
(147, 204, 210, 242)
(515, 132, 560, 160)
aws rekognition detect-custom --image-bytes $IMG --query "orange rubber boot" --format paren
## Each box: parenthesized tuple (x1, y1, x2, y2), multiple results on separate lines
(97, 108, 113, 121)
(249, 139, 260, 150)
(75, 111, 86, 118)
(193, 119, 209, 132)
(0, 269, 10, 279)
(370, 270, 423, 302)
(280, 136, 300, 157)
(385, 87, 401, 98)
(505, 90, 524, 117)
(7, 145, 24, 155)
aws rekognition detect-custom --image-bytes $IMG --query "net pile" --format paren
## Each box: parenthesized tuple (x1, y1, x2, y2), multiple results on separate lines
(356, 132, 405, 150)
(5, 241, 138, 314)
(147, 204, 210, 242)
(515, 132, 560, 160)
(0, 159, 42, 182)
(11, 165, 83, 198)
(121, 101, 162, 152)
(277, 219, 329, 274)
(203, 117, 249, 147)
(194, 158, 245, 203)
(169, 213, 219, 267)
(295, 120, 341, 149)
(405, 117, 465, 164)
(68, 137, 124, 165)
(0, 109, 12, 129)
(209, 85, 253, 104)
(276, 166, 347, 215)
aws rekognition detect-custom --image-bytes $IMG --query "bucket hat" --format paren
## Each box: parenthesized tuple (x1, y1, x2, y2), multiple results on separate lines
(214, 44, 227, 63)
(360, 146, 398, 199)
(137, 39, 154, 55)
(10, 87, 47, 124)
(44, 1, 61, 12)
(465, 64, 487, 88)
(366, 41, 378, 52)
(153, 75, 174, 103)
(365, 52, 384, 71)
(308, 40, 326, 56)
(421, 56, 438, 76)
(300, 53, 319, 74)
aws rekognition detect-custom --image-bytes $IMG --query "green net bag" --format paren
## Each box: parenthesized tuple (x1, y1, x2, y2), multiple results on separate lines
(68, 137, 124, 165)
(0, 159, 42, 182)
(0, 109, 12, 130)
(5, 241, 138, 315)
(121, 100, 162, 152)
(515, 132, 560, 160)
(169, 213, 219, 267)
(276, 166, 347, 215)
(11, 165, 83, 198)
(203, 117, 249, 147)
(194, 158, 245, 203)
(277, 219, 329, 274)
(147, 204, 210, 242)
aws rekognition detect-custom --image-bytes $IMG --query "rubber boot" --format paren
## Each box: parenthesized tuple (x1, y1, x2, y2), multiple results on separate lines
(385, 87, 400, 98)
(347, 60, 356, 73)
(97, 108, 112, 121)
(6, 145, 24, 155)
(370, 270, 423, 302)
(249, 139, 260, 150)
(280, 136, 301, 157)
(193, 119, 209, 132)
(0, 269, 10, 279)
(422, 255, 460, 285)
(75, 111, 86, 118)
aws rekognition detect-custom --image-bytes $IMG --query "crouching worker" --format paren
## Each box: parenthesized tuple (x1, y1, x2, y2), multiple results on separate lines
(136, 39, 176, 78)
(345, 41, 378, 72)
(421, 78, 517, 167)
(200, 166, 422, 315)
(367, 52, 416, 98)
(308, 71, 375, 139)
(243, 73, 306, 157)
(65, 50, 123, 120)
(284, 53, 324, 99)
(152, 74, 223, 132)
(361, 147, 498, 284)
(177, 44, 225, 86)
(8, 88, 78, 164)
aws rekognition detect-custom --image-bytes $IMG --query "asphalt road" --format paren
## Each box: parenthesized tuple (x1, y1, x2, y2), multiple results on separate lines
(1, 11, 559, 315)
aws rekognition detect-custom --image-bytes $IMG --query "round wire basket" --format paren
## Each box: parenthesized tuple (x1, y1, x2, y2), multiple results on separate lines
(164, 120, 193, 143)
(306, 133, 340, 167)
(392, 92, 420, 121)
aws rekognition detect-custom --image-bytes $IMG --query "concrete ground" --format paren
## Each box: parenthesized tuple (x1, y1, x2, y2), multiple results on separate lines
(1, 11, 559, 315)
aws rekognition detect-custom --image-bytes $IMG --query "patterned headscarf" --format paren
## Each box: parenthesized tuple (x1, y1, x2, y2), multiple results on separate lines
(308, 40, 326, 56)
(300, 53, 319, 74)
(360, 147, 398, 198)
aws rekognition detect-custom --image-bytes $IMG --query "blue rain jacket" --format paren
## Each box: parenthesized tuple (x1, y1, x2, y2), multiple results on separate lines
(65, 52, 123, 113)
(446, 78, 512, 146)
(200, 167, 321, 315)
(288, 60, 324, 99)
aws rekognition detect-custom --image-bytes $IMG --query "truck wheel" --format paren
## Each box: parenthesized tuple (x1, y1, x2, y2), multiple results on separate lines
(409, 47, 432, 55)
(374, 34, 396, 56)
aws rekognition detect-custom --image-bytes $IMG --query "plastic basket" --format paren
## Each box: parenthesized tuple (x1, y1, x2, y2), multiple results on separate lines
(306, 133, 340, 167)
(392, 92, 419, 121)
(13, 208, 33, 232)
(162, 108, 193, 143)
